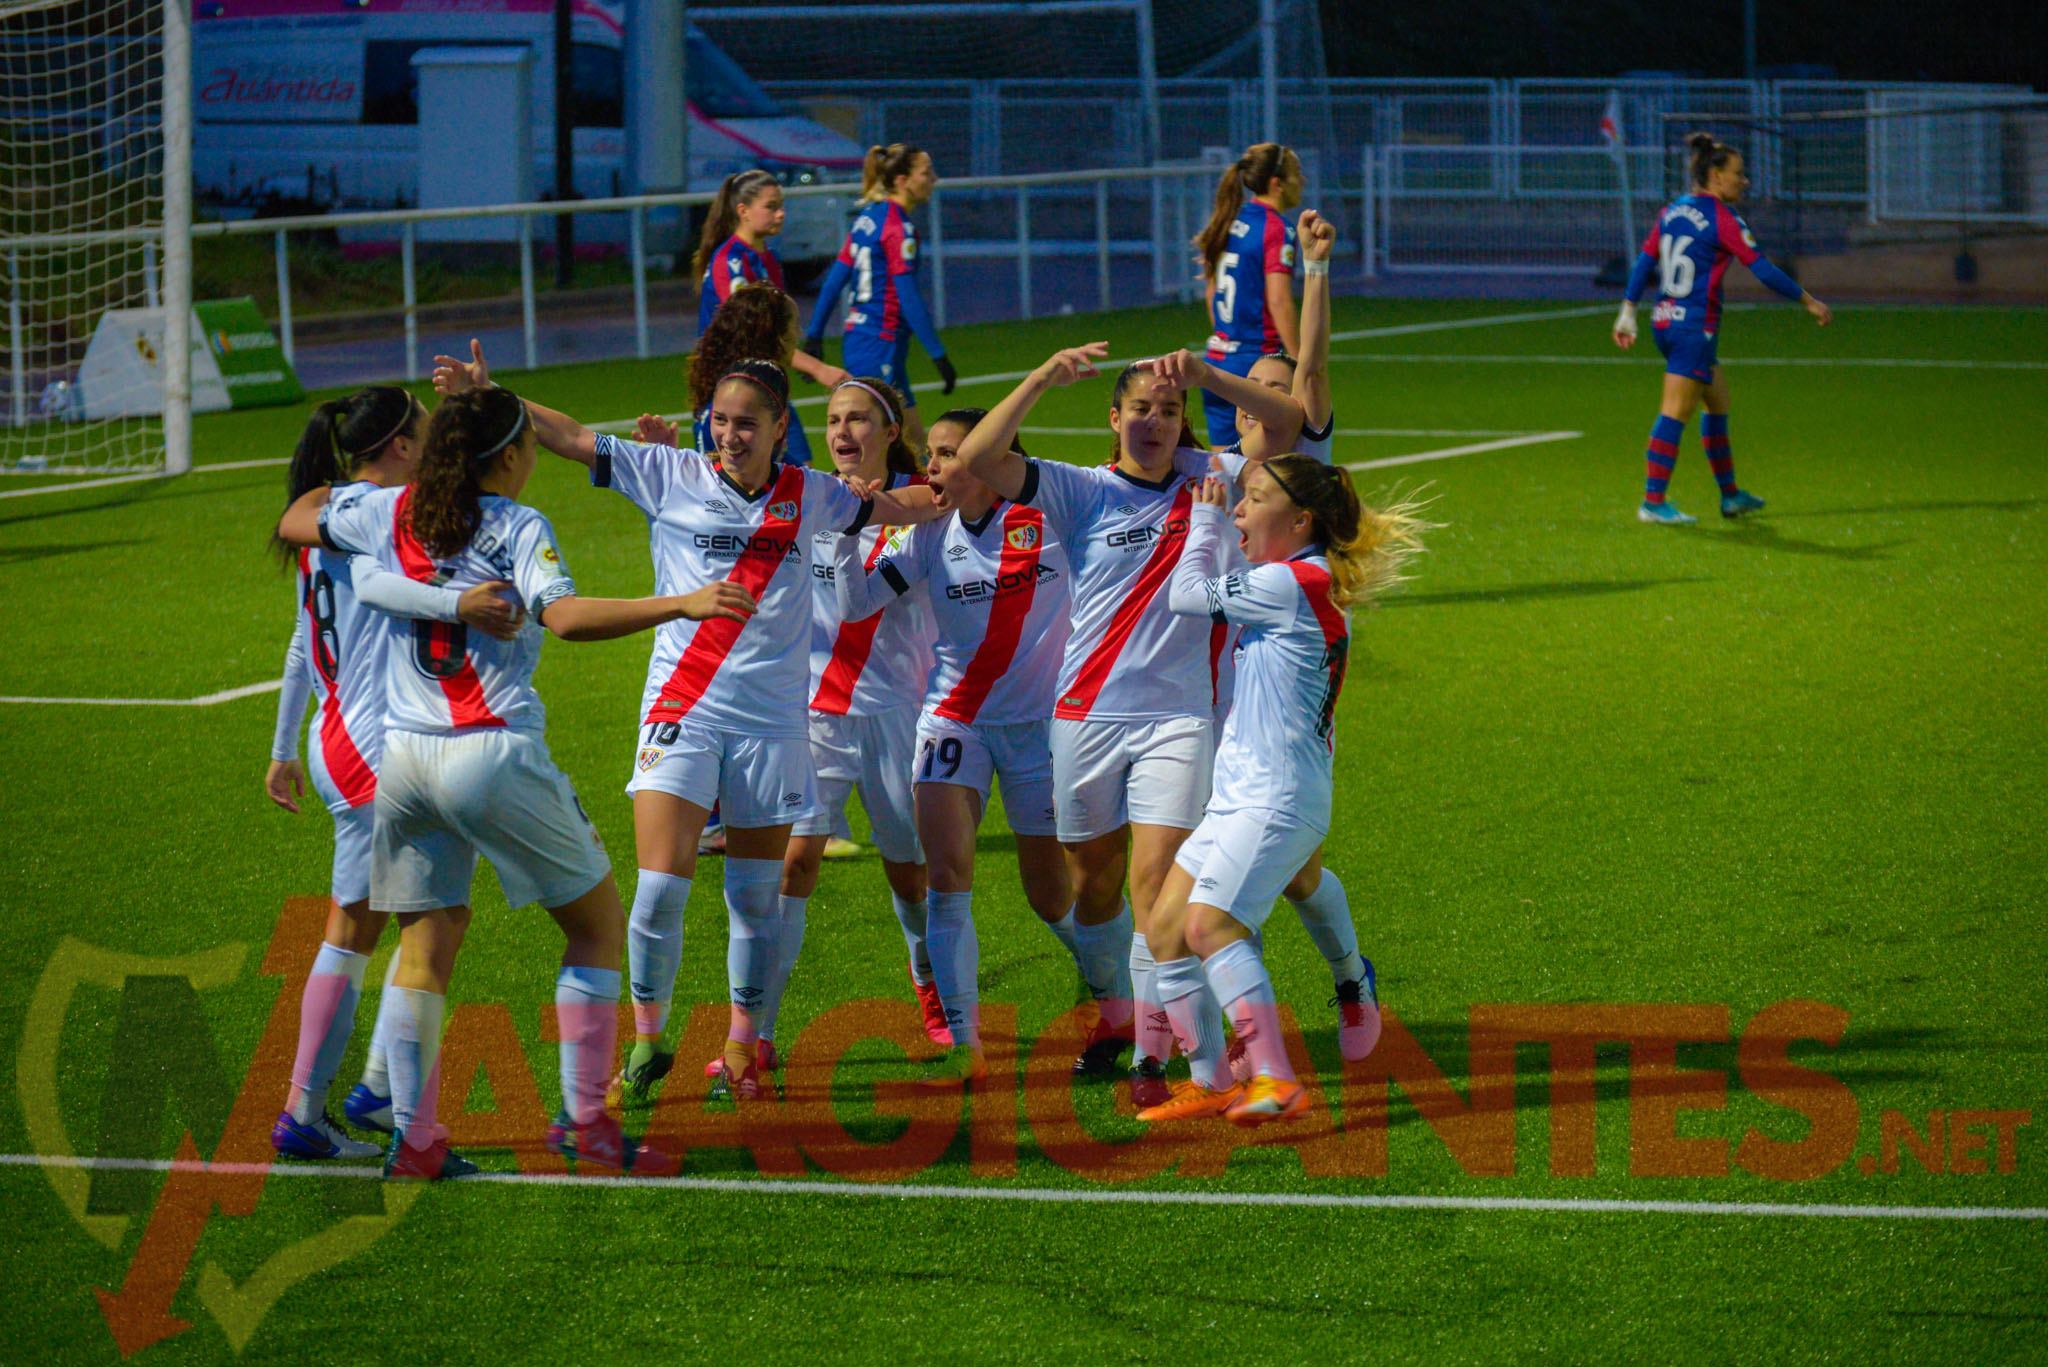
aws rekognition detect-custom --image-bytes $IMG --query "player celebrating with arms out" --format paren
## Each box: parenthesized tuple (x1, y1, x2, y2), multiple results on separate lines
(1194, 142, 1304, 448)
(834, 408, 1085, 1081)
(277, 385, 752, 1177)
(804, 143, 957, 451)
(1141, 460, 1427, 1124)
(1614, 131, 1831, 525)
(434, 342, 939, 1102)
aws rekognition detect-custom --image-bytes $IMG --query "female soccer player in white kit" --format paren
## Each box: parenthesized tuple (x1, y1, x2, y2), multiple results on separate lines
(278, 385, 750, 1177)
(1139, 457, 1426, 1124)
(266, 386, 523, 1160)
(958, 345, 1218, 1105)
(433, 343, 938, 1101)
(835, 408, 1087, 1081)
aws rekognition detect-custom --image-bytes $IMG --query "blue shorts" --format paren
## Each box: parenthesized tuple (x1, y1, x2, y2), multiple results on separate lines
(1200, 347, 1265, 447)
(1654, 327, 1719, 384)
(844, 332, 916, 408)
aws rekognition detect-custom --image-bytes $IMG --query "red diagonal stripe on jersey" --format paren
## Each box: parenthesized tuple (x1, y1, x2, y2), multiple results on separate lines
(1054, 484, 1193, 721)
(318, 691, 378, 807)
(393, 488, 504, 729)
(1208, 619, 1230, 707)
(810, 524, 897, 715)
(646, 462, 807, 724)
(937, 504, 1045, 724)
(1285, 561, 1346, 652)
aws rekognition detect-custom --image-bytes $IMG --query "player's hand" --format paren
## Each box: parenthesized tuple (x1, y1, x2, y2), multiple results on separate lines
(1191, 476, 1231, 510)
(1038, 342, 1109, 388)
(1298, 208, 1335, 262)
(678, 582, 757, 623)
(1134, 349, 1209, 389)
(934, 354, 959, 394)
(1612, 302, 1638, 350)
(458, 580, 524, 640)
(1804, 294, 1833, 327)
(813, 363, 850, 389)
(635, 412, 679, 446)
(842, 474, 883, 500)
(432, 338, 491, 397)
(265, 758, 306, 814)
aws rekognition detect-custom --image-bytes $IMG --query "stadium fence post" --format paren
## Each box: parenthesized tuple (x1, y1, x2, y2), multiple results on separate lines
(274, 230, 295, 365)
(1016, 185, 1032, 321)
(1095, 177, 1111, 312)
(929, 193, 947, 329)
(630, 205, 649, 360)
(519, 213, 538, 370)
(7, 252, 23, 427)
(162, 0, 193, 476)
(143, 241, 159, 307)
(1360, 145, 1377, 279)
(402, 221, 419, 381)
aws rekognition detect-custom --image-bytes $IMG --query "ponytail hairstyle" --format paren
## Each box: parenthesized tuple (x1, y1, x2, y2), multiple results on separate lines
(1195, 141, 1300, 274)
(1262, 456, 1433, 610)
(932, 406, 1028, 460)
(1686, 131, 1741, 189)
(1107, 362, 1202, 463)
(690, 168, 780, 286)
(275, 385, 419, 562)
(689, 282, 798, 410)
(836, 376, 919, 477)
(408, 386, 529, 559)
(861, 143, 925, 204)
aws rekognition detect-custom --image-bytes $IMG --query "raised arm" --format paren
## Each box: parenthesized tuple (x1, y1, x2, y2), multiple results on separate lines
(867, 480, 942, 528)
(538, 583, 757, 643)
(959, 342, 1111, 499)
(1166, 479, 1229, 616)
(431, 338, 597, 466)
(1293, 209, 1335, 435)
(1264, 273, 1300, 356)
(1141, 348, 1302, 457)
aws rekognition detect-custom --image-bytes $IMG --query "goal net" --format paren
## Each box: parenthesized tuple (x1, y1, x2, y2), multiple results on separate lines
(1, 0, 190, 476)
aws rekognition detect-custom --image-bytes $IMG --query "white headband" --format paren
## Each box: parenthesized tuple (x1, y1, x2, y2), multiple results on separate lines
(835, 379, 900, 428)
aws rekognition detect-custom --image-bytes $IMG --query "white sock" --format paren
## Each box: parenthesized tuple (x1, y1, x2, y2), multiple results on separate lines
(757, 893, 808, 1041)
(723, 858, 783, 1045)
(925, 889, 980, 1048)
(1202, 938, 1291, 1082)
(1155, 954, 1228, 1091)
(556, 965, 620, 1126)
(1287, 868, 1365, 986)
(388, 986, 447, 1150)
(892, 891, 933, 984)
(1075, 902, 1134, 1028)
(1129, 928, 1173, 1062)
(1043, 907, 1082, 958)
(359, 950, 402, 1095)
(627, 869, 691, 1039)
(288, 942, 369, 1124)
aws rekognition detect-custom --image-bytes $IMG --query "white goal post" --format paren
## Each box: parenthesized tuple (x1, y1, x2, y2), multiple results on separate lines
(1, 0, 191, 476)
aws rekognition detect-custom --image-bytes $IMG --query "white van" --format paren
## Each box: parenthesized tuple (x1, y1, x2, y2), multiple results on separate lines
(191, 0, 862, 267)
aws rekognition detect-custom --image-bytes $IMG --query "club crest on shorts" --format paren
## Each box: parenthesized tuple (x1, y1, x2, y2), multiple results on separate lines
(1006, 523, 1040, 551)
(768, 499, 799, 522)
(637, 747, 663, 772)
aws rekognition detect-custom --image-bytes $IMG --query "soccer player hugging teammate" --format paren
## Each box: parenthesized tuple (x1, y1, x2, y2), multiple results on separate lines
(959, 343, 1218, 1108)
(434, 344, 939, 1103)
(277, 386, 743, 1179)
(1145, 460, 1427, 1125)
(685, 375, 940, 1082)
(1615, 131, 1832, 525)
(835, 408, 1085, 1082)
(266, 386, 524, 1161)
(1195, 142, 1305, 448)
(804, 143, 956, 451)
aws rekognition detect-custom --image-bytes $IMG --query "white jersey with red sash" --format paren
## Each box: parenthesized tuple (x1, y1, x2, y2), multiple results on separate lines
(807, 470, 934, 717)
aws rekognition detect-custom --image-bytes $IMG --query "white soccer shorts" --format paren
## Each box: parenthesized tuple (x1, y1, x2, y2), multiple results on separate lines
(329, 802, 374, 907)
(626, 716, 817, 830)
(373, 729, 611, 913)
(1172, 807, 1324, 934)
(795, 704, 924, 863)
(914, 712, 1059, 838)
(1050, 715, 1214, 842)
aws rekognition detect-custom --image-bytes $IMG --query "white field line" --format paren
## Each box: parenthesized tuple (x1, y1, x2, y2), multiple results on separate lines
(0, 455, 293, 500)
(0, 679, 281, 707)
(1347, 430, 1582, 471)
(1, 1153, 2041, 1223)
(1019, 425, 1530, 438)
(1328, 352, 2048, 371)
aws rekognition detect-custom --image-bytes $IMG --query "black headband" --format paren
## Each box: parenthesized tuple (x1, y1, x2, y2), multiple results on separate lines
(475, 402, 528, 460)
(338, 397, 417, 461)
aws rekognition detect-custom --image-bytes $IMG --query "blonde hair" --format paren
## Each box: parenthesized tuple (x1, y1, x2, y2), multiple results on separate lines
(861, 143, 925, 204)
(1263, 456, 1434, 609)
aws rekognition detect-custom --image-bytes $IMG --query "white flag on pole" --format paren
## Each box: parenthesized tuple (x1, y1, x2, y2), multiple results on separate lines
(1599, 89, 1625, 157)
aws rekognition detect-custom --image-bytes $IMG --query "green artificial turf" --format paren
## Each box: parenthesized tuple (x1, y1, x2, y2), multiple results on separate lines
(1, 298, 2044, 1361)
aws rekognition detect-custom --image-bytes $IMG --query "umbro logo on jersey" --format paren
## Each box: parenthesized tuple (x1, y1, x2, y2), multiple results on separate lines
(706, 499, 731, 513)
(1198, 876, 1220, 890)
(767, 499, 799, 521)
(782, 791, 804, 806)
(947, 544, 970, 559)
(1006, 523, 1040, 551)
(1114, 503, 1138, 515)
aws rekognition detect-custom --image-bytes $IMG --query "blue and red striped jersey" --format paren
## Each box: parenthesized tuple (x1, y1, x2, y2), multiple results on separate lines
(837, 201, 921, 344)
(1206, 201, 1297, 357)
(699, 235, 786, 332)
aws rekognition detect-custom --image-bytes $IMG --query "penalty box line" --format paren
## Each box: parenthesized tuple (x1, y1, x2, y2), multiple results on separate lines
(2, 1152, 2043, 1224)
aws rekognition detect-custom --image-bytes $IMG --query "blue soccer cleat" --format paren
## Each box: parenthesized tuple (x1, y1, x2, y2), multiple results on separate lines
(1720, 489, 1766, 518)
(1638, 501, 1698, 526)
(272, 1109, 381, 1161)
(343, 1083, 393, 1134)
